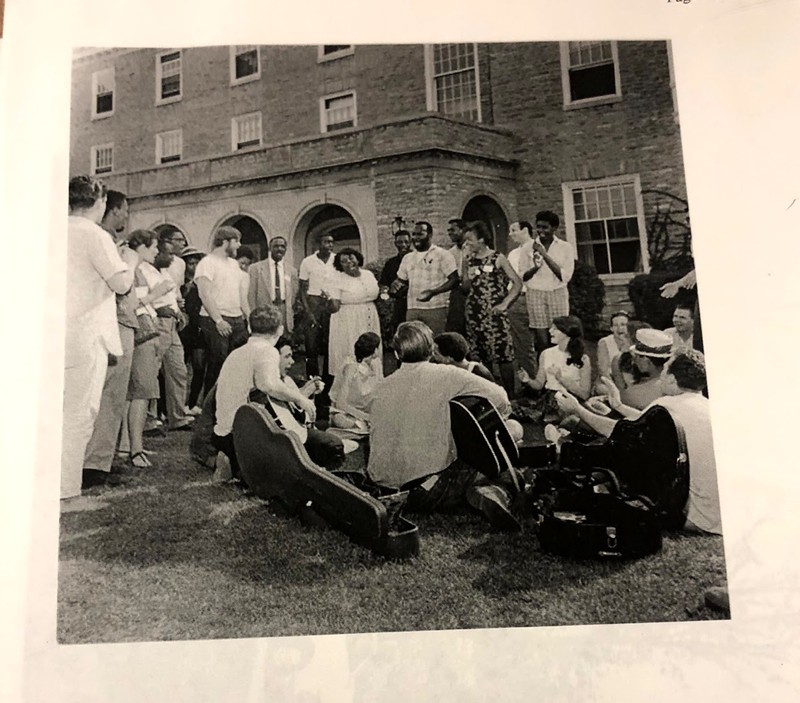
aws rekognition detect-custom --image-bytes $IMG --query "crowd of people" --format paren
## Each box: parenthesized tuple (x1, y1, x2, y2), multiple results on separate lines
(63, 175, 719, 541)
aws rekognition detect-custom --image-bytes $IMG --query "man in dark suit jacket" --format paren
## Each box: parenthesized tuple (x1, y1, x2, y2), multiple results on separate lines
(378, 229, 411, 339)
(248, 236, 297, 335)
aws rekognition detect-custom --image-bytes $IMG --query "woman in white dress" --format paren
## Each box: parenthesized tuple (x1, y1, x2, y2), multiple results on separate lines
(326, 248, 383, 379)
(329, 331, 382, 431)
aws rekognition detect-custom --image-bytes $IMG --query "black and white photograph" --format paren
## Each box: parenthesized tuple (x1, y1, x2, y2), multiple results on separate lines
(57, 39, 728, 643)
(4, 0, 800, 701)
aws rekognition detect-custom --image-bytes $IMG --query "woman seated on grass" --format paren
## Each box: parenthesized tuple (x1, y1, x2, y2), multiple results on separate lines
(516, 315, 591, 422)
(328, 331, 382, 431)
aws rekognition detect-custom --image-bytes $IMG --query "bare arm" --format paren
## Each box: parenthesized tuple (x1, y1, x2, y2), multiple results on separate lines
(555, 391, 619, 438)
(419, 271, 459, 302)
(519, 352, 547, 391)
(493, 254, 521, 311)
(533, 240, 563, 281)
(105, 246, 138, 294)
(240, 274, 250, 320)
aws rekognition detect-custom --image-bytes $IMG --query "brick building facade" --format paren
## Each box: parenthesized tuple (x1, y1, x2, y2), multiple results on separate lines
(70, 42, 690, 315)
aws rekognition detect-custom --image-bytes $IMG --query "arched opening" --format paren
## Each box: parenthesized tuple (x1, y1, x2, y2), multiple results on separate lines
(218, 214, 268, 261)
(293, 204, 361, 263)
(462, 195, 509, 253)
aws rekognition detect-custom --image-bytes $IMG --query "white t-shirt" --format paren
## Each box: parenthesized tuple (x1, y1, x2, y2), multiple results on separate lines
(195, 254, 244, 318)
(645, 393, 721, 535)
(539, 345, 582, 391)
(214, 337, 280, 436)
(299, 253, 335, 296)
(526, 237, 576, 291)
(65, 215, 128, 363)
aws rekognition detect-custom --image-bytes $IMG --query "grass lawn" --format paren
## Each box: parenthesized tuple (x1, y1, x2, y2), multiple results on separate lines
(58, 425, 728, 644)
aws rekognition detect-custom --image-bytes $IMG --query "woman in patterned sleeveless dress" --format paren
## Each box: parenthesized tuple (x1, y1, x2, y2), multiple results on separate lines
(461, 220, 523, 395)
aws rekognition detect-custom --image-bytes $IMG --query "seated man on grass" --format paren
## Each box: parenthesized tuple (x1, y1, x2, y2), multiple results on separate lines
(212, 305, 316, 481)
(555, 349, 721, 535)
(433, 331, 496, 383)
(366, 321, 524, 531)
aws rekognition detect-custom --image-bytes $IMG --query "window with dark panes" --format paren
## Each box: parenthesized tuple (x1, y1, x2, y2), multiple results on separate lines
(159, 51, 182, 100)
(565, 41, 617, 103)
(234, 46, 259, 80)
(432, 43, 480, 122)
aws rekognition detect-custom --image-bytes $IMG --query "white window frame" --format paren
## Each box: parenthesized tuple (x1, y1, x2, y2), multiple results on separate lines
(667, 40, 679, 125)
(561, 174, 649, 283)
(559, 41, 622, 110)
(229, 45, 261, 85)
(319, 90, 357, 133)
(155, 129, 183, 165)
(90, 143, 114, 176)
(91, 67, 115, 119)
(317, 45, 354, 62)
(156, 49, 183, 106)
(231, 111, 263, 151)
(423, 44, 482, 123)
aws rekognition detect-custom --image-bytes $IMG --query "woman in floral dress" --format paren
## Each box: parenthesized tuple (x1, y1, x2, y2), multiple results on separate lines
(461, 220, 523, 395)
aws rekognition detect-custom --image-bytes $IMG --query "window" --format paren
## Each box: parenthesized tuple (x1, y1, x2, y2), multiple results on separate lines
(320, 91, 356, 132)
(230, 45, 260, 84)
(91, 67, 114, 118)
(156, 50, 182, 104)
(90, 144, 114, 175)
(156, 129, 182, 164)
(425, 44, 481, 122)
(317, 45, 354, 62)
(562, 176, 649, 278)
(560, 41, 621, 108)
(231, 112, 263, 150)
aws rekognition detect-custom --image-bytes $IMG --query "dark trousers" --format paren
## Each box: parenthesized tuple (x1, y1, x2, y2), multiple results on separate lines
(200, 315, 249, 392)
(303, 296, 330, 377)
(211, 432, 240, 478)
(445, 287, 467, 337)
(405, 459, 478, 513)
(305, 428, 345, 471)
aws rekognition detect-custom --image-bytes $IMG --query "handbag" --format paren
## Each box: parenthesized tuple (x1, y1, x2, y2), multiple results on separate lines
(133, 268, 160, 347)
(134, 311, 159, 346)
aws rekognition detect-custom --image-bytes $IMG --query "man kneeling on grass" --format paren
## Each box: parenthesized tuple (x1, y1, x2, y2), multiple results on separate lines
(555, 349, 721, 535)
(366, 321, 524, 531)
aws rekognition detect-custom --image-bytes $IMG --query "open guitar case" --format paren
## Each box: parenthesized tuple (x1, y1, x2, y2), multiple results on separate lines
(232, 403, 420, 560)
(535, 404, 690, 559)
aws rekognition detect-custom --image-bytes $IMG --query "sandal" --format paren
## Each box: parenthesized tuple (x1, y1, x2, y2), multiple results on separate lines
(131, 452, 153, 468)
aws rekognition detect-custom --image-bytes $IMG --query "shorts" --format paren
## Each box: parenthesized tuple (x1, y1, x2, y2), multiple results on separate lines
(127, 337, 161, 400)
(526, 288, 570, 328)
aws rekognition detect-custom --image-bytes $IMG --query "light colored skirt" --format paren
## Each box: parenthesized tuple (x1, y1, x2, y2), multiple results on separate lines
(328, 302, 382, 378)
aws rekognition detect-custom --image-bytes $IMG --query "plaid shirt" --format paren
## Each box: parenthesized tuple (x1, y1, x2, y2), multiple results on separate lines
(396, 245, 457, 310)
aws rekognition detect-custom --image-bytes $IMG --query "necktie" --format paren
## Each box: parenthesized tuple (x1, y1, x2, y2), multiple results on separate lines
(274, 261, 282, 304)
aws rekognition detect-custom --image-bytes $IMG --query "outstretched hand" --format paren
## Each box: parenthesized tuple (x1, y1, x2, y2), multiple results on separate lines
(597, 376, 621, 407)
(555, 390, 580, 414)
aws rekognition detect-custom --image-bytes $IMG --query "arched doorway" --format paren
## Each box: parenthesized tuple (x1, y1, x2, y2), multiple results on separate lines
(218, 214, 268, 261)
(293, 204, 361, 263)
(462, 195, 510, 253)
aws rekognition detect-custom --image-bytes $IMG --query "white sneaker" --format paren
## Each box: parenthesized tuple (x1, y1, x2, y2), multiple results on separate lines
(186, 405, 203, 416)
(342, 439, 359, 454)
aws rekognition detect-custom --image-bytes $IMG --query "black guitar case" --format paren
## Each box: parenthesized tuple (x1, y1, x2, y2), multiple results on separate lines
(232, 403, 420, 560)
(559, 404, 690, 530)
(449, 396, 556, 477)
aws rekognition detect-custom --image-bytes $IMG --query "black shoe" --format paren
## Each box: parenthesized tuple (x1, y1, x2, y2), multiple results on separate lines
(82, 469, 124, 489)
(466, 485, 521, 532)
(169, 422, 194, 432)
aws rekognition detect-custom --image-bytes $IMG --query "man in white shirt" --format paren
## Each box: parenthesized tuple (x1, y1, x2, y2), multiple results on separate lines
(506, 221, 538, 382)
(390, 221, 458, 336)
(445, 218, 468, 336)
(196, 225, 250, 391)
(248, 236, 297, 335)
(519, 211, 576, 354)
(212, 306, 316, 480)
(148, 244, 193, 431)
(63, 176, 137, 499)
(298, 232, 336, 378)
(664, 303, 695, 352)
(556, 349, 721, 535)
(82, 190, 136, 488)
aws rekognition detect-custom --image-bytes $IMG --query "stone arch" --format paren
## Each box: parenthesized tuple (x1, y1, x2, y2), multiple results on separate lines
(212, 212, 269, 261)
(290, 201, 363, 265)
(460, 192, 511, 253)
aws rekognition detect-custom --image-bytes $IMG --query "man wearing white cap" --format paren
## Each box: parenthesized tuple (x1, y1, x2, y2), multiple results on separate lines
(618, 328, 674, 410)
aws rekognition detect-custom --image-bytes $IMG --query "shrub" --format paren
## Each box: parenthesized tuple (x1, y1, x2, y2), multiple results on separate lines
(628, 264, 696, 329)
(567, 260, 606, 340)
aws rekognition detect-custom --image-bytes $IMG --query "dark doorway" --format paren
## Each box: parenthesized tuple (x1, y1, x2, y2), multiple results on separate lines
(293, 204, 361, 262)
(462, 195, 509, 253)
(219, 214, 268, 261)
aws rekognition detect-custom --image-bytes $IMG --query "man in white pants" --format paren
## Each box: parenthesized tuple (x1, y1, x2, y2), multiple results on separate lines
(63, 177, 136, 499)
